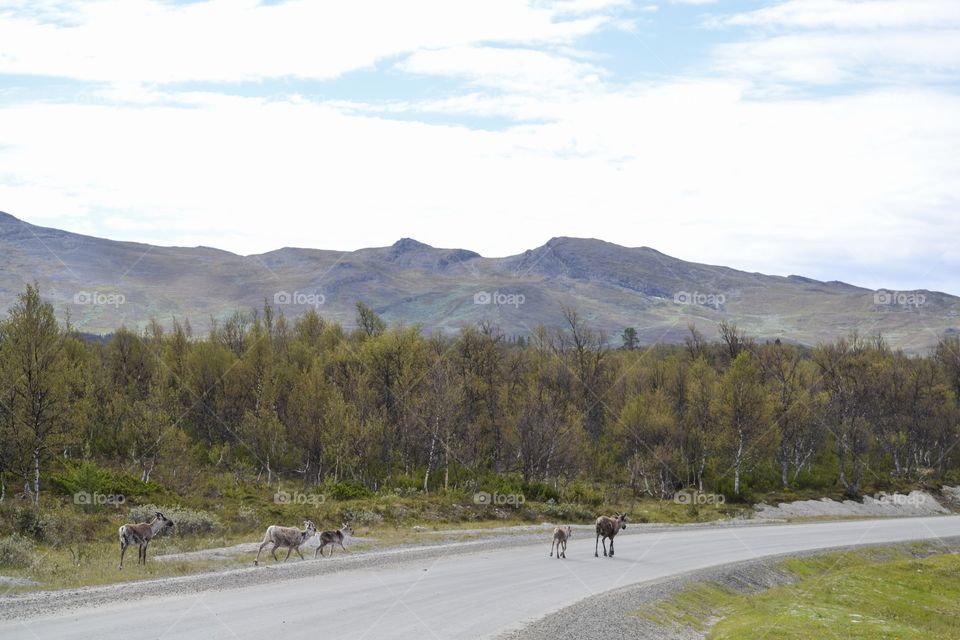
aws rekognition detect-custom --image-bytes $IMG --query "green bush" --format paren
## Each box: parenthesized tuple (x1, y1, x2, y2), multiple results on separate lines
(0, 533, 35, 568)
(13, 506, 43, 538)
(327, 480, 373, 501)
(523, 480, 561, 503)
(127, 504, 221, 536)
(566, 482, 604, 507)
(50, 460, 161, 502)
(479, 473, 525, 497)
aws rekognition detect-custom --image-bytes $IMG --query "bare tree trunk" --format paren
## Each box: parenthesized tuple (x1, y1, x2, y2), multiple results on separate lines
(32, 447, 41, 505)
(733, 432, 744, 495)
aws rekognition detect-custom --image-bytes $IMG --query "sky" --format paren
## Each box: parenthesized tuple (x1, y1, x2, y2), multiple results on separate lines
(0, 0, 958, 294)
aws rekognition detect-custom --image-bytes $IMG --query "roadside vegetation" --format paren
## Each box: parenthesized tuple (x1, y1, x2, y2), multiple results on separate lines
(638, 543, 960, 639)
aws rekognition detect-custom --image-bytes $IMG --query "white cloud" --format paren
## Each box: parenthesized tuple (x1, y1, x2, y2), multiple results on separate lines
(668, 0, 718, 5)
(716, 30, 960, 84)
(710, 1, 960, 86)
(723, 0, 960, 30)
(0, 0, 621, 83)
(397, 46, 605, 93)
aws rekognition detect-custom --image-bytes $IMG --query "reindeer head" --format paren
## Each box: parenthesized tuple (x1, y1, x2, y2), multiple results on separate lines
(564, 525, 573, 538)
(341, 523, 354, 537)
(617, 513, 628, 530)
(156, 511, 175, 530)
(303, 520, 318, 535)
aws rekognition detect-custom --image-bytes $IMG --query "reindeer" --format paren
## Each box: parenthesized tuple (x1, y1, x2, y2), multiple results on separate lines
(254, 520, 317, 566)
(594, 513, 627, 558)
(118, 511, 174, 569)
(549, 525, 572, 559)
(315, 524, 353, 559)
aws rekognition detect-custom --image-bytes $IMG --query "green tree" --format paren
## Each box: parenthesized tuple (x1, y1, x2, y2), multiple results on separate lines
(0, 285, 81, 503)
(717, 352, 772, 495)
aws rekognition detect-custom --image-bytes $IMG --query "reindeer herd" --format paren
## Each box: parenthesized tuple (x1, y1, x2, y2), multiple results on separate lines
(117, 511, 353, 570)
(117, 511, 627, 569)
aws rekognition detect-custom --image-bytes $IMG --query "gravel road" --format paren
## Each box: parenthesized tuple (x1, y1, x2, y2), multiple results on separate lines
(2, 516, 959, 639)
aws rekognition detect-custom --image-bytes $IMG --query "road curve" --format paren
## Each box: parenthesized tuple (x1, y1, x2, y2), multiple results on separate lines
(4, 516, 960, 640)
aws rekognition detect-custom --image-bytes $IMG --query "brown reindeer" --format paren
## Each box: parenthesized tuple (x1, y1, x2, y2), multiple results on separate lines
(315, 524, 353, 559)
(118, 511, 174, 569)
(594, 513, 627, 558)
(254, 520, 317, 565)
(549, 525, 572, 559)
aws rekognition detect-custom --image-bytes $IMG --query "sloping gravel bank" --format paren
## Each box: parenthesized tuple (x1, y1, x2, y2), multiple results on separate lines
(753, 487, 957, 519)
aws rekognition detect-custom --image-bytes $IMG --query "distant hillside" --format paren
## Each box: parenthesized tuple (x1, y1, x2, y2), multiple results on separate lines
(0, 211, 957, 351)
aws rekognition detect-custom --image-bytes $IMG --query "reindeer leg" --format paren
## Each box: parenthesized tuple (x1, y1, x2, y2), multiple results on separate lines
(283, 546, 293, 562)
(602, 537, 608, 557)
(340, 542, 346, 553)
(255, 541, 269, 566)
(550, 539, 554, 557)
(609, 538, 614, 557)
(295, 546, 305, 560)
(315, 543, 323, 559)
(119, 541, 127, 570)
(271, 544, 280, 562)
(595, 533, 600, 558)
(561, 541, 566, 559)
(143, 543, 149, 564)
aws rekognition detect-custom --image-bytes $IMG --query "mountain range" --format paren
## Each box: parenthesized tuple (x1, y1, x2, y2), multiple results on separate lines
(0, 211, 956, 352)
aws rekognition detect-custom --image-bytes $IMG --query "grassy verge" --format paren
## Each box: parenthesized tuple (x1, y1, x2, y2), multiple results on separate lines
(635, 543, 960, 639)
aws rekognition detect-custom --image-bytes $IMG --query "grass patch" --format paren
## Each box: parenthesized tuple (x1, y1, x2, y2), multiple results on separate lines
(635, 544, 960, 639)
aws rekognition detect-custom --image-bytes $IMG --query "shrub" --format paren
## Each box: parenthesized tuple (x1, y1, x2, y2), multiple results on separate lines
(566, 482, 604, 507)
(127, 504, 221, 536)
(542, 502, 596, 522)
(13, 506, 43, 539)
(480, 474, 524, 497)
(0, 534, 35, 568)
(327, 480, 373, 501)
(340, 507, 382, 527)
(50, 460, 161, 501)
(523, 481, 561, 503)
(234, 505, 259, 528)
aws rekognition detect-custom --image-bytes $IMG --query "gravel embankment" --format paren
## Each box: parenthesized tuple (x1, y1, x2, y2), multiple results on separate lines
(753, 487, 956, 519)
(498, 536, 960, 640)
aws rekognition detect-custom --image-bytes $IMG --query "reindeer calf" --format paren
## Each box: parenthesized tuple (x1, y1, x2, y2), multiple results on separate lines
(315, 524, 353, 559)
(594, 513, 627, 558)
(549, 525, 572, 559)
(118, 511, 174, 570)
(254, 520, 317, 566)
